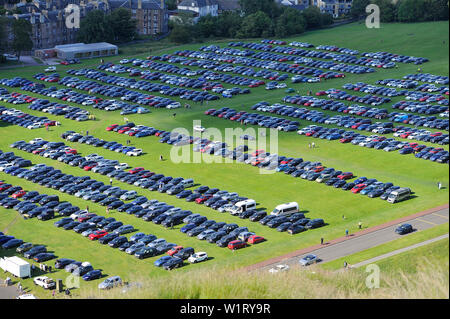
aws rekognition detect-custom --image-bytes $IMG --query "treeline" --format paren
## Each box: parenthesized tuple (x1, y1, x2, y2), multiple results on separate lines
(351, 0, 449, 23)
(0, 16, 33, 63)
(77, 8, 137, 44)
(170, 0, 333, 44)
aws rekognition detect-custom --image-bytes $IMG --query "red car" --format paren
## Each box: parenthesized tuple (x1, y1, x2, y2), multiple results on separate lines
(89, 230, 108, 240)
(106, 124, 118, 131)
(83, 163, 98, 171)
(65, 149, 77, 155)
(312, 166, 325, 173)
(337, 172, 354, 180)
(129, 167, 145, 174)
(0, 184, 12, 192)
(351, 183, 368, 194)
(12, 190, 26, 198)
(78, 213, 97, 222)
(167, 246, 183, 256)
(195, 194, 212, 204)
(247, 235, 265, 244)
(32, 148, 45, 154)
(339, 137, 353, 143)
(118, 127, 131, 134)
(228, 240, 247, 250)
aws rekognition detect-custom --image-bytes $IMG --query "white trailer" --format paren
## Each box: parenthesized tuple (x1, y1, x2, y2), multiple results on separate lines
(0, 256, 31, 278)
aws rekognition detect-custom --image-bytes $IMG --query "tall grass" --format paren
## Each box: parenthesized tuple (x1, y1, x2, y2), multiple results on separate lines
(76, 258, 449, 299)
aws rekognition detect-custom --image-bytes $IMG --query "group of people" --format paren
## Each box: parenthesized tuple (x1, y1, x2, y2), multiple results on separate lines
(308, 142, 316, 149)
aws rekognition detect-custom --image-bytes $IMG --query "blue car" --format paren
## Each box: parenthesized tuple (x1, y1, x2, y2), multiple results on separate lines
(154, 256, 173, 267)
(180, 223, 197, 233)
(82, 269, 102, 281)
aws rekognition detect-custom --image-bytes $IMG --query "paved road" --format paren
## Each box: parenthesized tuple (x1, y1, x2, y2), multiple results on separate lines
(258, 207, 449, 271)
(0, 285, 19, 299)
(352, 233, 449, 268)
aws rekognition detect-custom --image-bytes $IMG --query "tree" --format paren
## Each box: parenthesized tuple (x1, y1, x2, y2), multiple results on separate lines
(372, 0, 396, 22)
(166, 0, 177, 10)
(238, 0, 280, 19)
(107, 8, 136, 43)
(275, 7, 306, 37)
(0, 16, 7, 63)
(77, 10, 111, 43)
(350, 0, 370, 19)
(423, 0, 449, 21)
(237, 10, 273, 38)
(302, 6, 323, 29)
(169, 23, 192, 43)
(397, 0, 427, 22)
(11, 18, 32, 61)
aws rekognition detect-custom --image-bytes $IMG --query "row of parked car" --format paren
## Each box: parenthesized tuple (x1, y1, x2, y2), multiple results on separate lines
(392, 100, 448, 116)
(50, 76, 179, 109)
(298, 125, 449, 164)
(62, 130, 143, 156)
(0, 91, 38, 104)
(317, 89, 392, 106)
(0, 106, 59, 130)
(404, 90, 448, 106)
(342, 82, 408, 97)
(403, 73, 449, 85)
(28, 98, 91, 121)
(221, 42, 375, 74)
(177, 47, 346, 80)
(1, 149, 215, 270)
(282, 95, 448, 131)
(77, 67, 222, 102)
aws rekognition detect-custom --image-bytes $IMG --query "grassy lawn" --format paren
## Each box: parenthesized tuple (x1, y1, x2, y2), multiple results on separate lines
(0, 21, 448, 298)
(321, 223, 449, 270)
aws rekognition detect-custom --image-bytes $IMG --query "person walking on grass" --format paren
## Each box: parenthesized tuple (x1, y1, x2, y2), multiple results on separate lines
(109, 178, 113, 186)
(358, 221, 362, 230)
(320, 237, 324, 245)
(312, 142, 316, 149)
(345, 229, 349, 237)
(159, 155, 163, 161)
(344, 261, 348, 269)
(438, 181, 442, 189)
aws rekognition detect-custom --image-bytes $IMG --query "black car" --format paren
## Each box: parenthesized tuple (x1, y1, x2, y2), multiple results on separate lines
(33, 252, 56, 262)
(395, 223, 414, 235)
(54, 258, 76, 269)
(173, 247, 195, 260)
(98, 233, 119, 244)
(163, 257, 184, 270)
(134, 247, 157, 259)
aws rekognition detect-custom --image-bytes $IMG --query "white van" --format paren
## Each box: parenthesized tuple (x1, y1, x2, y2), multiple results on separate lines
(229, 199, 256, 216)
(270, 202, 299, 216)
(387, 188, 411, 203)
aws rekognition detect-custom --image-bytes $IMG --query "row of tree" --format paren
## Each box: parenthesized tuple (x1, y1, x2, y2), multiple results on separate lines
(170, 1, 334, 44)
(350, 0, 449, 23)
(77, 8, 137, 44)
(0, 16, 33, 63)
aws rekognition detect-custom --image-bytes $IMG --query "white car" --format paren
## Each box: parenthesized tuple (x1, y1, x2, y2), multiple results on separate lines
(119, 59, 130, 64)
(188, 252, 208, 263)
(27, 123, 42, 129)
(44, 66, 56, 72)
(166, 102, 181, 109)
(0, 163, 14, 171)
(299, 254, 318, 266)
(193, 125, 206, 133)
(33, 276, 56, 289)
(114, 163, 130, 170)
(126, 149, 142, 156)
(268, 264, 290, 274)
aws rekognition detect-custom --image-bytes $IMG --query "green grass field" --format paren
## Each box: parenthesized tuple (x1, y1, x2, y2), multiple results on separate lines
(321, 223, 449, 270)
(0, 21, 448, 298)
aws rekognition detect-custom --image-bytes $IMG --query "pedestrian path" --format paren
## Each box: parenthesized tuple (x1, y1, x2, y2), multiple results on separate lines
(352, 233, 449, 268)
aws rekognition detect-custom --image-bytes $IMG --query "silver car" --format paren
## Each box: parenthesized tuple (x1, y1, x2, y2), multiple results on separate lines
(299, 254, 318, 266)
